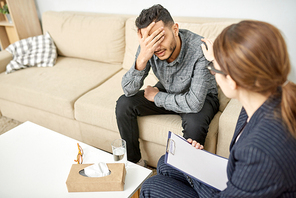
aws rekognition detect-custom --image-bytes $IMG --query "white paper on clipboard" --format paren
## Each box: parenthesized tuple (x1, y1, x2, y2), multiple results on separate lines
(165, 131, 228, 191)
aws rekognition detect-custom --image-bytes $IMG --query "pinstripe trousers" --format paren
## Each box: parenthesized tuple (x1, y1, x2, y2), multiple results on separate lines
(140, 155, 219, 198)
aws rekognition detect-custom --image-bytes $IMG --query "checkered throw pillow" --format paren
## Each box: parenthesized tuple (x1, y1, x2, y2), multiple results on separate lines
(5, 32, 57, 74)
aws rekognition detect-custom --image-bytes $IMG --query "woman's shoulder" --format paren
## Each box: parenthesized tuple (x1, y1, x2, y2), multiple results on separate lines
(249, 112, 293, 149)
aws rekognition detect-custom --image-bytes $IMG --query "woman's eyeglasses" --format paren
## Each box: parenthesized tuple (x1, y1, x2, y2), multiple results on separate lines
(74, 143, 83, 164)
(207, 63, 226, 75)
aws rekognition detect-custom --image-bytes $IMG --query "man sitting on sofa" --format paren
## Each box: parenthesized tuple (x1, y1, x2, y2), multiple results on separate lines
(115, 4, 219, 166)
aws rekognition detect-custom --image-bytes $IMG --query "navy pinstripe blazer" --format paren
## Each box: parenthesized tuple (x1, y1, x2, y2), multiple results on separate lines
(195, 95, 296, 197)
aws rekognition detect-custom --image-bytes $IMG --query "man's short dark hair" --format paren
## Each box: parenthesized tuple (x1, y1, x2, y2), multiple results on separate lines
(135, 4, 174, 29)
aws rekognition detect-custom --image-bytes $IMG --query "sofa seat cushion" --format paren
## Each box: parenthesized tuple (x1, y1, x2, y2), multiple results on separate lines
(0, 56, 122, 119)
(75, 69, 159, 131)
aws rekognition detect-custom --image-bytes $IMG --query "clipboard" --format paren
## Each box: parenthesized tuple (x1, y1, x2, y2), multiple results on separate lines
(165, 131, 228, 191)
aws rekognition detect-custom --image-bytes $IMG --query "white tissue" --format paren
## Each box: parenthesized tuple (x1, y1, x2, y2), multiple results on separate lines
(84, 162, 110, 177)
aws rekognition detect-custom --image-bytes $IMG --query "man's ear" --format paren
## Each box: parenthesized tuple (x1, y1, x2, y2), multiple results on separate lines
(226, 75, 237, 90)
(138, 28, 143, 38)
(172, 23, 179, 37)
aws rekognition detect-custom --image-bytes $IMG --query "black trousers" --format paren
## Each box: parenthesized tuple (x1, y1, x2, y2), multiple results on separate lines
(115, 90, 219, 163)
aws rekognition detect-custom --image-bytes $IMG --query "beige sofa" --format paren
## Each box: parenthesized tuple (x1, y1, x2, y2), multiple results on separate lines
(0, 11, 242, 167)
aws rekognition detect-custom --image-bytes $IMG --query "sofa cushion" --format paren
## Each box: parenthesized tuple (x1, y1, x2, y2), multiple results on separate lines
(74, 70, 125, 132)
(5, 32, 57, 74)
(177, 21, 238, 40)
(217, 99, 242, 158)
(75, 69, 158, 132)
(122, 18, 139, 71)
(42, 11, 126, 64)
(0, 57, 122, 119)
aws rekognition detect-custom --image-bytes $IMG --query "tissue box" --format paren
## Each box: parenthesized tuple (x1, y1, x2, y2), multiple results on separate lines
(66, 163, 126, 192)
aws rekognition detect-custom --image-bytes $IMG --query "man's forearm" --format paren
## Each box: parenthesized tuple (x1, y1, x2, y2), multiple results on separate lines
(135, 55, 148, 71)
(154, 91, 205, 113)
(122, 62, 149, 97)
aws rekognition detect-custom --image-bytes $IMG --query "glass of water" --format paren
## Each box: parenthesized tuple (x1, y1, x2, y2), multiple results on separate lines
(111, 139, 127, 166)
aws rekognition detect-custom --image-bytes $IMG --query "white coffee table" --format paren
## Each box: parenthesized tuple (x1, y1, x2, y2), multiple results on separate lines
(0, 121, 152, 198)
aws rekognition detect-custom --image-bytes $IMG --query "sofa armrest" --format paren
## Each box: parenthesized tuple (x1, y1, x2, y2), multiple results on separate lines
(216, 99, 242, 158)
(0, 50, 13, 73)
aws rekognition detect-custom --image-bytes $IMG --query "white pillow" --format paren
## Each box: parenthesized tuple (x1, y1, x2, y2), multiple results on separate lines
(5, 32, 57, 74)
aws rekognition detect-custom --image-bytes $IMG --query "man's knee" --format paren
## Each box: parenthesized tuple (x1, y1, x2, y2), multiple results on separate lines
(182, 115, 209, 132)
(182, 114, 209, 144)
(116, 94, 134, 117)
